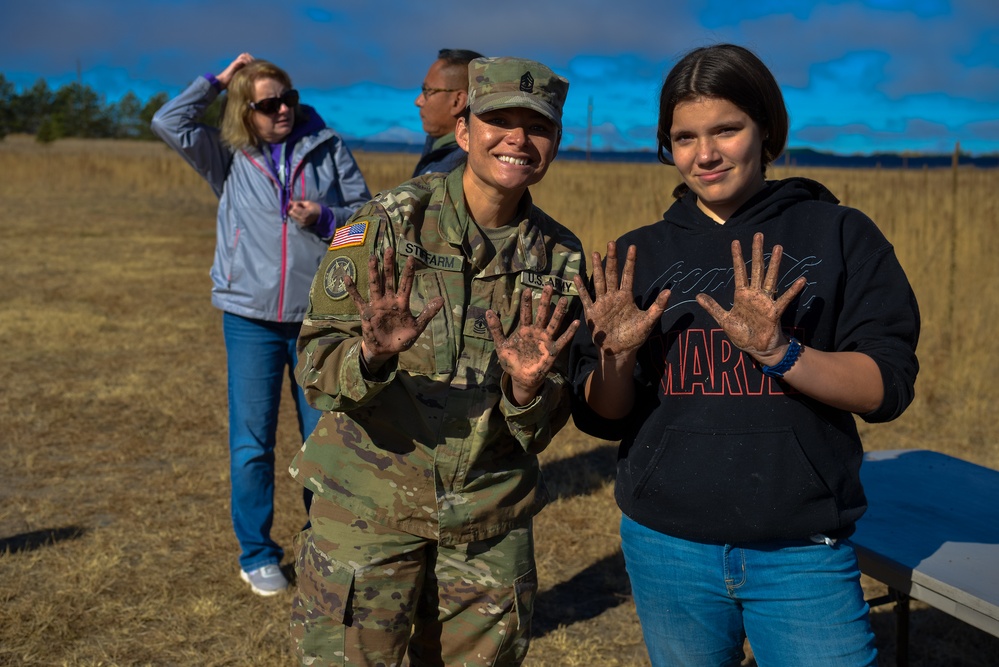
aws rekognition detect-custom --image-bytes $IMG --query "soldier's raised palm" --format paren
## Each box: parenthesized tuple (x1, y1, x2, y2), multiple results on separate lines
(486, 285, 579, 405)
(345, 247, 444, 366)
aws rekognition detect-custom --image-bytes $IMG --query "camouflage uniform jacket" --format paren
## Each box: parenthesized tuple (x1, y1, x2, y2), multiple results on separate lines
(291, 166, 585, 546)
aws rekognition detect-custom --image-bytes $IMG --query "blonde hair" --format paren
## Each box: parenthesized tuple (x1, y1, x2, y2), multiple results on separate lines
(220, 60, 301, 150)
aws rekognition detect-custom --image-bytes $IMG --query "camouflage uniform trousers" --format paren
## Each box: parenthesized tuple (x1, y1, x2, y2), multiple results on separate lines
(291, 496, 538, 667)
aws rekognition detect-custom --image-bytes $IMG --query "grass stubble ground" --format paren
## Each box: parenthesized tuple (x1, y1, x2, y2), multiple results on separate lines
(1, 136, 998, 666)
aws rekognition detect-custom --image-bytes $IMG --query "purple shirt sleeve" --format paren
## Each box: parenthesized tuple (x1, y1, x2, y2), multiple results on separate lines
(204, 73, 222, 91)
(313, 206, 337, 239)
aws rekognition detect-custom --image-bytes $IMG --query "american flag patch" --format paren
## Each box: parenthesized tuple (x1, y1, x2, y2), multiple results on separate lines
(328, 221, 368, 250)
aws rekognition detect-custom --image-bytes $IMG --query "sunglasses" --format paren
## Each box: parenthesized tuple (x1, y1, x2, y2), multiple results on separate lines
(248, 89, 299, 115)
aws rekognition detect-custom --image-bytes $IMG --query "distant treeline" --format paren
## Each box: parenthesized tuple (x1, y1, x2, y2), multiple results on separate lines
(553, 147, 999, 169)
(345, 141, 999, 170)
(0, 74, 219, 143)
(3, 73, 997, 167)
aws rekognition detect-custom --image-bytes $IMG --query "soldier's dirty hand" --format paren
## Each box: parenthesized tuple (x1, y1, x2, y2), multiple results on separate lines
(574, 242, 670, 358)
(486, 285, 579, 407)
(696, 232, 806, 366)
(345, 247, 444, 372)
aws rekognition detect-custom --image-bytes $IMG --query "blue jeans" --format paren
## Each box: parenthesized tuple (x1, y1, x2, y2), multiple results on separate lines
(223, 312, 322, 571)
(620, 514, 877, 667)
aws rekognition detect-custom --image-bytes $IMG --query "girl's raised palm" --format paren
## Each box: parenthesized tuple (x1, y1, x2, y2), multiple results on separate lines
(696, 232, 807, 362)
(573, 243, 671, 357)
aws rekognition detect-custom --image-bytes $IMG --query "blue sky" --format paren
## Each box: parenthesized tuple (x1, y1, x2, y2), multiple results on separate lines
(2, 0, 997, 155)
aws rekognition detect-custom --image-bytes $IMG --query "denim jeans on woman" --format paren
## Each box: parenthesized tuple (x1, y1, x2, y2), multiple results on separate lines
(223, 312, 322, 572)
(620, 514, 877, 667)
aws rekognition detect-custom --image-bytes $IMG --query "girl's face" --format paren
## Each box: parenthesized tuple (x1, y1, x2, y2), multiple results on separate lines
(670, 96, 766, 223)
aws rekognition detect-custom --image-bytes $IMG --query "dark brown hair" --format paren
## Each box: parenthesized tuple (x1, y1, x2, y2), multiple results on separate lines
(657, 44, 789, 199)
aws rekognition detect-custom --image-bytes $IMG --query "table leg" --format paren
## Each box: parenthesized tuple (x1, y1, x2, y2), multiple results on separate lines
(866, 587, 911, 667)
(894, 589, 910, 667)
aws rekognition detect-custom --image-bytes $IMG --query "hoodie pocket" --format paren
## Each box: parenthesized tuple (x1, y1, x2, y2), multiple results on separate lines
(629, 425, 841, 542)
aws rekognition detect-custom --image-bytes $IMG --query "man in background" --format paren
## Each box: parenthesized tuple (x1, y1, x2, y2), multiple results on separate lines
(412, 48, 483, 177)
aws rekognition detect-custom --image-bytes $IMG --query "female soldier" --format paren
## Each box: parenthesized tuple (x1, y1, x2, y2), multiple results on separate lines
(290, 57, 584, 666)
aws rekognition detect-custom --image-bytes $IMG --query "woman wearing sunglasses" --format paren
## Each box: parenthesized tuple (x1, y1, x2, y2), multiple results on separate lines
(152, 52, 371, 597)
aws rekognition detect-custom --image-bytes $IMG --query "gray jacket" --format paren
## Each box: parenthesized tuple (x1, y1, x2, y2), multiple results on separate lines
(151, 76, 370, 322)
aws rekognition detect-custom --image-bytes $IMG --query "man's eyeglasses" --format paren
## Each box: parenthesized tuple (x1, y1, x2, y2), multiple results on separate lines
(248, 89, 299, 115)
(420, 84, 459, 98)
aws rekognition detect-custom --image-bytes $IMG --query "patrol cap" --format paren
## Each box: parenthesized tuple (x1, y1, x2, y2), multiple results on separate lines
(467, 57, 569, 128)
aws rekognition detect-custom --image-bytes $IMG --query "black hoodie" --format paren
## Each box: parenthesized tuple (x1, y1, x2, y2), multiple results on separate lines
(569, 177, 920, 543)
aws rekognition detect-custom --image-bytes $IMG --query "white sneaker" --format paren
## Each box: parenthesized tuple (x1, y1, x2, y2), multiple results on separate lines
(240, 564, 288, 596)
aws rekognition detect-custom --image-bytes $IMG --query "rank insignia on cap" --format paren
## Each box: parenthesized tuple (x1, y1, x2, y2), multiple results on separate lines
(323, 256, 357, 300)
(520, 72, 534, 92)
(328, 221, 368, 250)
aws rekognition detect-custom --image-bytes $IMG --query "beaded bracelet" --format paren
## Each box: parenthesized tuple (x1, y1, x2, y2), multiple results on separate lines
(760, 337, 802, 378)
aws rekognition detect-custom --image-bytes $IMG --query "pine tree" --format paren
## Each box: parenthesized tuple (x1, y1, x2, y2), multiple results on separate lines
(0, 74, 15, 140)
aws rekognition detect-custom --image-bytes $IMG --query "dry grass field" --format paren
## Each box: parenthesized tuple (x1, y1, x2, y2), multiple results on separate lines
(2, 134, 998, 666)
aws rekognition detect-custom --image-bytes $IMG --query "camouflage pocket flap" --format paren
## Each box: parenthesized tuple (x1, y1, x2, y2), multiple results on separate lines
(513, 568, 538, 631)
(295, 531, 356, 625)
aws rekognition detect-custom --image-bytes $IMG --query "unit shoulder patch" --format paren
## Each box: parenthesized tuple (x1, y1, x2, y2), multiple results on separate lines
(323, 256, 357, 300)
